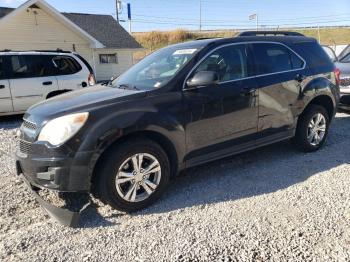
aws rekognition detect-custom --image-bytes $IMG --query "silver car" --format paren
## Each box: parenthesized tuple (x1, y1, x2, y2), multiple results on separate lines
(323, 45, 350, 111)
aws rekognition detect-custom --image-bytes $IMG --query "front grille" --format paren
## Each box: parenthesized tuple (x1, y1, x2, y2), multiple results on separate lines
(19, 140, 32, 154)
(340, 77, 350, 88)
(22, 119, 37, 131)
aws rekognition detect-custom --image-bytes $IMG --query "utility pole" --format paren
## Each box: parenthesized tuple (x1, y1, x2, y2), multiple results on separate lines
(317, 24, 321, 43)
(128, 3, 132, 33)
(116, 0, 120, 23)
(249, 13, 259, 31)
(199, 0, 202, 31)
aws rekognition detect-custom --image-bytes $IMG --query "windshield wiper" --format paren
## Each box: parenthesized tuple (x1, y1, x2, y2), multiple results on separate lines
(116, 84, 140, 91)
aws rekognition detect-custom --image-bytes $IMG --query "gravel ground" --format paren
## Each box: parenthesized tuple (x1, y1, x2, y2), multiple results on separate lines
(0, 114, 350, 262)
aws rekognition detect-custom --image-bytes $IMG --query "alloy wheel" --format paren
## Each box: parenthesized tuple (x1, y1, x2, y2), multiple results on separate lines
(307, 113, 327, 146)
(115, 153, 162, 202)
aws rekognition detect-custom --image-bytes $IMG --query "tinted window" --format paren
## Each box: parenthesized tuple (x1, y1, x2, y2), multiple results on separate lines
(52, 56, 82, 75)
(290, 51, 304, 69)
(0, 56, 4, 80)
(195, 44, 249, 82)
(294, 42, 331, 69)
(9, 55, 56, 79)
(252, 43, 303, 75)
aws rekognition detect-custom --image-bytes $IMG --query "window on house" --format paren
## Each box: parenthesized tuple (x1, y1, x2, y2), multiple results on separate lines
(100, 54, 118, 64)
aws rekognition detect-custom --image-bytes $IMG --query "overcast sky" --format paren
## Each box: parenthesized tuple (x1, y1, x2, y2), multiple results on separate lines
(1, 0, 350, 32)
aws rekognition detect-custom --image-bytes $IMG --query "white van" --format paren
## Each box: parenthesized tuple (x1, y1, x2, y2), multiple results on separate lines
(0, 50, 96, 116)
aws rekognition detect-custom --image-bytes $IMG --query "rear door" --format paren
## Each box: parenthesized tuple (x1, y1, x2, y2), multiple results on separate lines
(53, 55, 89, 90)
(0, 56, 13, 113)
(250, 42, 307, 139)
(9, 55, 59, 112)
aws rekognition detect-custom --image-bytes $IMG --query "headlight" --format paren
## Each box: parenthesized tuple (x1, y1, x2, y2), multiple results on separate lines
(38, 112, 89, 146)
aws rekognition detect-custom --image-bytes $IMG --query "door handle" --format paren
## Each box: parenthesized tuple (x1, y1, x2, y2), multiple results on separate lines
(240, 87, 256, 96)
(42, 81, 53, 86)
(295, 74, 305, 83)
(0, 85, 5, 89)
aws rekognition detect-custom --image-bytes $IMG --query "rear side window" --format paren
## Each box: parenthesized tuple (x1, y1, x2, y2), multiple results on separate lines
(9, 55, 56, 79)
(195, 44, 250, 82)
(252, 43, 304, 75)
(74, 54, 94, 74)
(0, 56, 4, 80)
(294, 41, 332, 69)
(52, 56, 82, 75)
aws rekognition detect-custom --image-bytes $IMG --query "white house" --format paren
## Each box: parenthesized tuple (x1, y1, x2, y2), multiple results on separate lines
(0, 0, 142, 82)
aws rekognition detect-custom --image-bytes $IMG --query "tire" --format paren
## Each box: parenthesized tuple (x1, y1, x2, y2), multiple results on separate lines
(293, 104, 330, 152)
(94, 138, 170, 213)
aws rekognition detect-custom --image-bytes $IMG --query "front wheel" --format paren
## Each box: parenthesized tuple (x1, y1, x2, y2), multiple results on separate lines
(293, 105, 330, 152)
(94, 139, 170, 212)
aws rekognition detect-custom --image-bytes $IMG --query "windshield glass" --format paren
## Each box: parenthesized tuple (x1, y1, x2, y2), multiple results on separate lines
(111, 46, 200, 90)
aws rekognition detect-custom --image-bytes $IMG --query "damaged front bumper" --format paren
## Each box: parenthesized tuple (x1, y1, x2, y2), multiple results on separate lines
(17, 171, 90, 227)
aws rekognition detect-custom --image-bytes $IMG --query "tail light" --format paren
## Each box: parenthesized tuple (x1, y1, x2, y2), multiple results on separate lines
(334, 68, 341, 86)
(88, 74, 96, 86)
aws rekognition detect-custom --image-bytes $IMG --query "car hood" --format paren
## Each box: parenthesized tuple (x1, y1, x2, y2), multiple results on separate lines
(27, 84, 147, 118)
(335, 62, 350, 77)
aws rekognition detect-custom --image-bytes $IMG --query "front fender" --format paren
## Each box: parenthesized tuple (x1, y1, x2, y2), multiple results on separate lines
(76, 98, 186, 177)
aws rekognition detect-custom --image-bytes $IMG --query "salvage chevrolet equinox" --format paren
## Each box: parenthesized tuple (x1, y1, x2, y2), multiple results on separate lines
(16, 31, 340, 225)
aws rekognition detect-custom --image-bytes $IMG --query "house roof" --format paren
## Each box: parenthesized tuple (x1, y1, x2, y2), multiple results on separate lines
(63, 13, 141, 49)
(0, 6, 142, 49)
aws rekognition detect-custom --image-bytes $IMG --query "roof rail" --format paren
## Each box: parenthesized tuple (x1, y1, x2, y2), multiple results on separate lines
(237, 31, 305, 37)
(0, 49, 73, 53)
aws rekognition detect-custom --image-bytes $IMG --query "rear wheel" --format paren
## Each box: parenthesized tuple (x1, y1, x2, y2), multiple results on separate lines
(294, 105, 330, 152)
(94, 139, 170, 212)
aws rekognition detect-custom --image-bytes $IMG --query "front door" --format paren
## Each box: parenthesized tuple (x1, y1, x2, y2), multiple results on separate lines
(183, 43, 259, 165)
(0, 56, 13, 113)
(8, 55, 58, 112)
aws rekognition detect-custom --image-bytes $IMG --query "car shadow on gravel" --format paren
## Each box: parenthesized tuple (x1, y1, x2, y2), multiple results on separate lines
(0, 115, 23, 129)
(132, 114, 350, 216)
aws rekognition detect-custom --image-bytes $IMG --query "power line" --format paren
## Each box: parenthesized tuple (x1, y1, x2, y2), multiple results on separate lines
(131, 18, 350, 28)
(131, 13, 350, 24)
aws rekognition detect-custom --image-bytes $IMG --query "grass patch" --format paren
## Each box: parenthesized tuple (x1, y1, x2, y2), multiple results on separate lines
(133, 28, 350, 62)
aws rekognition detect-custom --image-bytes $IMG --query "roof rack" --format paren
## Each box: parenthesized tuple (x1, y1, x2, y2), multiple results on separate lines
(237, 31, 305, 37)
(0, 49, 73, 53)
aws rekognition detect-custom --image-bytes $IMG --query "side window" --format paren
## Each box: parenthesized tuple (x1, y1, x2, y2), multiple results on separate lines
(9, 55, 55, 79)
(194, 44, 249, 82)
(252, 43, 304, 75)
(52, 56, 82, 75)
(0, 56, 4, 80)
(290, 51, 304, 69)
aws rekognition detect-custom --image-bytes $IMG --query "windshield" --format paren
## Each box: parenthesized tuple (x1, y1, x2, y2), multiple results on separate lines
(112, 46, 200, 90)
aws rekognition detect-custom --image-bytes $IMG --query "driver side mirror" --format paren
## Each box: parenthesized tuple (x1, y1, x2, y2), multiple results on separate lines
(186, 71, 219, 89)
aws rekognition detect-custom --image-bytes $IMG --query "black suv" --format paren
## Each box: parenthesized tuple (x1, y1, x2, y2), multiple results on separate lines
(16, 31, 340, 224)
